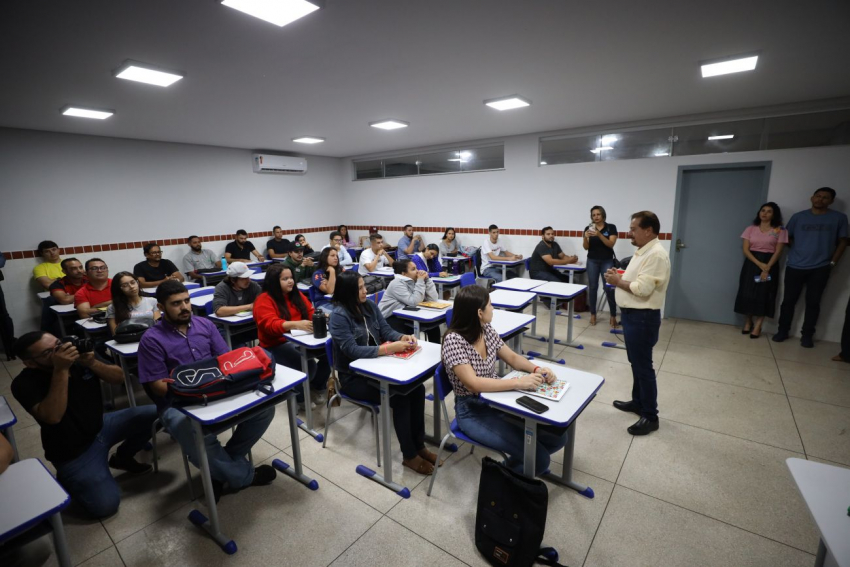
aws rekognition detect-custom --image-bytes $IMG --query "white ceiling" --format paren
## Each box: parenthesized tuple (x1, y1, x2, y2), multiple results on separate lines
(2, 0, 849, 158)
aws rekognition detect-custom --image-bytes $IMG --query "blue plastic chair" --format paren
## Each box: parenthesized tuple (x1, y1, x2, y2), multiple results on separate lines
(373, 290, 384, 304)
(427, 364, 509, 496)
(445, 308, 453, 327)
(322, 339, 382, 467)
(204, 298, 216, 316)
(459, 273, 476, 287)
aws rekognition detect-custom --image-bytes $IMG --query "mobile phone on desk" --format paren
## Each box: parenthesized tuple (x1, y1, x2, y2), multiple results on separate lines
(402, 306, 420, 311)
(516, 395, 549, 414)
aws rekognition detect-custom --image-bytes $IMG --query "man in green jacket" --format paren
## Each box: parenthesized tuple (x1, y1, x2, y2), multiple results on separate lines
(281, 242, 316, 285)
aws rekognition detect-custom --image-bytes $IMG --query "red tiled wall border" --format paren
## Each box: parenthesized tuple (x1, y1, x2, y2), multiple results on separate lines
(2, 225, 672, 260)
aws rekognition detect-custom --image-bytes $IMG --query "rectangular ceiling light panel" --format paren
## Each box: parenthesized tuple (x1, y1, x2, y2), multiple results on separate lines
(221, 0, 320, 27)
(292, 136, 325, 144)
(484, 95, 531, 111)
(369, 120, 409, 130)
(701, 55, 758, 78)
(707, 134, 735, 140)
(115, 63, 183, 87)
(61, 106, 114, 119)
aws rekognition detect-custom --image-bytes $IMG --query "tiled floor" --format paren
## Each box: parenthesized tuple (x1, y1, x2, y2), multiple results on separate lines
(2, 315, 849, 566)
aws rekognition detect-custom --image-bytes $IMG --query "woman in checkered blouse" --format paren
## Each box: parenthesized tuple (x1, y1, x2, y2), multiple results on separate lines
(441, 285, 569, 475)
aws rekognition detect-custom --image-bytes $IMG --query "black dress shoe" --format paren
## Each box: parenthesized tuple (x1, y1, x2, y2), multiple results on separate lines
(628, 417, 659, 436)
(613, 400, 640, 415)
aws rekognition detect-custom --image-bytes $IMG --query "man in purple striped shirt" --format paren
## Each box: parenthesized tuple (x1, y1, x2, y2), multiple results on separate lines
(138, 280, 275, 501)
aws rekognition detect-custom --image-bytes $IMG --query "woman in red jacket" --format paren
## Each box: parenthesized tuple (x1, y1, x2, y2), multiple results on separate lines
(254, 263, 330, 408)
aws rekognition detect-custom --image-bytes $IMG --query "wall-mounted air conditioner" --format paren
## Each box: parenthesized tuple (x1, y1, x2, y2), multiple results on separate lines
(252, 153, 307, 174)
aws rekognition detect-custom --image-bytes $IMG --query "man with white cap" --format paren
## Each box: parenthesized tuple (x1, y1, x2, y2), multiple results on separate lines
(212, 262, 262, 317)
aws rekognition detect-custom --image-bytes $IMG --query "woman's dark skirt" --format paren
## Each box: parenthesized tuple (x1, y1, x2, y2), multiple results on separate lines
(734, 251, 779, 318)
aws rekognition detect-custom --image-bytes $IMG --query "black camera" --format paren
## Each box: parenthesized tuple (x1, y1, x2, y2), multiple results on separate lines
(61, 335, 95, 354)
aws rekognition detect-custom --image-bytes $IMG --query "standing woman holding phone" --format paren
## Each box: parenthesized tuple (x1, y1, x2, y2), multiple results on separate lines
(583, 206, 619, 327)
(734, 202, 787, 338)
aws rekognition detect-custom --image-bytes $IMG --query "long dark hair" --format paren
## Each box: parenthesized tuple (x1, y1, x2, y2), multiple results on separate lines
(332, 271, 367, 321)
(752, 202, 783, 227)
(444, 285, 490, 345)
(262, 263, 309, 320)
(110, 271, 140, 324)
(318, 247, 342, 277)
(441, 227, 456, 241)
(338, 224, 349, 239)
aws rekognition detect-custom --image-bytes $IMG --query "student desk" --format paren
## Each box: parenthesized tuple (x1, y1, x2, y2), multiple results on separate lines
(178, 363, 315, 554)
(282, 330, 331, 442)
(249, 272, 265, 283)
(481, 361, 603, 498)
(493, 278, 553, 349)
(49, 304, 78, 336)
(297, 282, 312, 292)
(391, 305, 449, 342)
(786, 458, 850, 567)
(141, 282, 199, 297)
(432, 275, 461, 297)
(439, 256, 468, 267)
(190, 293, 214, 315)
(37, 291, 51, 300)
(207, 312, 255, 349)
(349, 341, 442, 498)
(105, 340, 142, 408)
(526, 282, 587, 363)
(488, 258, 525, 282)
(200, 261, 271, 287)
(368, 267, 395, 278)
(74, 317, 108, 341)
(489, 289, 536, 311)
(554, 263, 586, 284)
(0, 458, 72, 567)
(490, 309, 536, 375)
(0, 395, 18, 462)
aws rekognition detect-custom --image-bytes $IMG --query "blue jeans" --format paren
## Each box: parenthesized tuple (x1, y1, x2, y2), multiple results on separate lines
(586, 258, 617, 316)
(620, 308, 661, 419)
(55, 405, 158, 518)
(455, 396, 568, 475)
(482, 266, 519, 283)
(160, 405, 275, 489)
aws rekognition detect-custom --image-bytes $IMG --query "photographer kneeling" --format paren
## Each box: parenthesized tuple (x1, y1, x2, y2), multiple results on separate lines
(10, 332, 157, 518)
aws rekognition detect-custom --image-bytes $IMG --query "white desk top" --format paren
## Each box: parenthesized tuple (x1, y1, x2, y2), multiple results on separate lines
(249, 272, 266, 282)
(105, 339, 139, 356)
(141, 282, 200, 296)
(532, 281, 587, 299)
(440, 256, 468, 263)
(490, 309, 535, 338)
(368, 267, 395, 278)
(49, 303, 77, 314)
(297, 282, 311, 291)
(432, 275, 461, 284)
(481, 361, 604, 427)
(786, 458, 850, 567)
(555, 263, 586, 272)
(37, 291, 51, 299)
(208, 312, 255, 325)
(178, 363, 306, 425)
(0, 458, 70, 543)
(189, 286, 213, 296)
(489, 289, 536, 309)
(211, 261, 271, 274)
(76, 318, 107, 331)
(284, 330, 331, 348)
(489, 258, 524, 266)
(350, 340, 441, 386)
(0, 396, 17, 429)
(493, 278, 548, 291)
(190, 294, 214, 307)
(392, 306, 449, 323)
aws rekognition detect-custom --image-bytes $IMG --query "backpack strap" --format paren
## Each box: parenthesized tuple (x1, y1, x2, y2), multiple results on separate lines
(535, 547, 567, 567)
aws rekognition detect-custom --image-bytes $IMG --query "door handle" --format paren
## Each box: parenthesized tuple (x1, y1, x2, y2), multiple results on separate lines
(676, 239, 687, 252)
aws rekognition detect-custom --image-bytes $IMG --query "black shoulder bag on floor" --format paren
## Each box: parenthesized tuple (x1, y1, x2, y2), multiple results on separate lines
(475, 457, 567, 567)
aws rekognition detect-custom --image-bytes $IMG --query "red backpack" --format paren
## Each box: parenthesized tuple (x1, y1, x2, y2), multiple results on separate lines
(166, 346, 276, 406)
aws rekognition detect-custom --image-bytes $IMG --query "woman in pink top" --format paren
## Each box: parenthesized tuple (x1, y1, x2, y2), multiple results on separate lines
(734, 202, 788, 338)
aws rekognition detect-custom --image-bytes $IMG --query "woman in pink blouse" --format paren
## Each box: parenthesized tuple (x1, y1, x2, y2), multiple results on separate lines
(734, 202, 788, 338)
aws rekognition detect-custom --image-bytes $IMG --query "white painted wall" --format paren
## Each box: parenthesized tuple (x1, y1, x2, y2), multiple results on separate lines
(340, 134, 850, 342)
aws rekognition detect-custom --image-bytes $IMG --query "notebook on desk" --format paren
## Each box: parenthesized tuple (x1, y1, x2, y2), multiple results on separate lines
(502, 370, 570, 401)
(381, 342, 421, 359)
(417, 301, 452, 310)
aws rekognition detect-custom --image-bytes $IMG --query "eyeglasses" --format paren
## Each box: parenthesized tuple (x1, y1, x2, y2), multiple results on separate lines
(88, 265, 108, 272)
(332, 239, 342, 243)
(25, 339, 62, 361)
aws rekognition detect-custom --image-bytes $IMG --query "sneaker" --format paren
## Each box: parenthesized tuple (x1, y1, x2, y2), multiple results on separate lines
(211, 478, 224, 503)
(772, 330, 789, 343)
(298, 401, 316, 412)
(250, 464, 277, 486)
(311, 390, 327, 405)
(108, 454, 152, 475)
(800, 335, 814, 348)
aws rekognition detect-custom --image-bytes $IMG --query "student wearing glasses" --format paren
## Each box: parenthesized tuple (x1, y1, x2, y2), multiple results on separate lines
(323, 230, 354, 267)
(107, 272, 160, 334)
(74, 259, 113, 319)
(133, 243, 184, 289)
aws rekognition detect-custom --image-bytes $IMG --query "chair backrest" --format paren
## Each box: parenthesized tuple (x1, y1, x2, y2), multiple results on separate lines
(459, 273, 476, 287)
(325, 337, 334, 368)
(434, 364, 453, 401)
(472, 247, 484, 277)
(374, 290, 384, 304)
(204, 299, 215, 316)
(348, 263, 359, 272)
(524, 258, 530, 271)
(445, 308, 453, 327)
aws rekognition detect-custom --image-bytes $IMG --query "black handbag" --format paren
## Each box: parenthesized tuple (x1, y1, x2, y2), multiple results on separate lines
(475, 457, 566, 567)
(113, 317, 153, 344)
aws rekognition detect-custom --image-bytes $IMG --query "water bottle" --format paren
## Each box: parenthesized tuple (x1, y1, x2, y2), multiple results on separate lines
(312, 310, 327, 339)
(221, 256, 228, 271)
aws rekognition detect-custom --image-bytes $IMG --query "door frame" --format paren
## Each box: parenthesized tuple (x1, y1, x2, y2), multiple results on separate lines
(665, 161, 773, 320)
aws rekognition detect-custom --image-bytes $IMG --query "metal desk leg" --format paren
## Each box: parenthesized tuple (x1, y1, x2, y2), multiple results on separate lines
(222, 326, 233, 349)
(528, 297, 565, 364)
(542, 420, 594, 498)
(117, 355, 137, 408)
(187, 420, 236, 554)
(56, 315, 67, 337)
(47, 512, 71, 567)
(602, 328, 628, 350)
(412, 320, 421, 341)
(522, 418, 538, 478)
(3, 427, 18, 462)
(273, 393, 319, 490)
(501, 265, 507, 282)
(355, 384, 411, 498)
(526, 296, 552, 342)
(296, 346, 323, 442)
(563, 298, 583, 350)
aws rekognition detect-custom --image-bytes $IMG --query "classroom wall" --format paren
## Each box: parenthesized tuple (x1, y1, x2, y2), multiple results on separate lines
(339, 134, 850, 342)
(0, 127, 343, 333)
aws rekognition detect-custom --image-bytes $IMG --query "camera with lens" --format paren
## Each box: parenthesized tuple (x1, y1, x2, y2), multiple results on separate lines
(61, 335, 95, 354)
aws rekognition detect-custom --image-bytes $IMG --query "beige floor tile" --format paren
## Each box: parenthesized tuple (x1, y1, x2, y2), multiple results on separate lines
(657, 371, 804, 451)
(329, 516, 466, 567)
(789, 397, 850, 465)
(617, 420, 819, 553)
(75, 545, 125, 567)
(5, 389, 38, 429)
(660, 342, 784, 393)
(56, 514, 115, 567)
(770, 337, 849, 371)
(779, 359, 850, 408)
(388, 448, 613, 567)
(670, 319, 774, 358)
(260, 398, 358, 452)
(559, 353, 635, 406)
(584, 485, 814, 567)
(117, 455, 381, 566)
